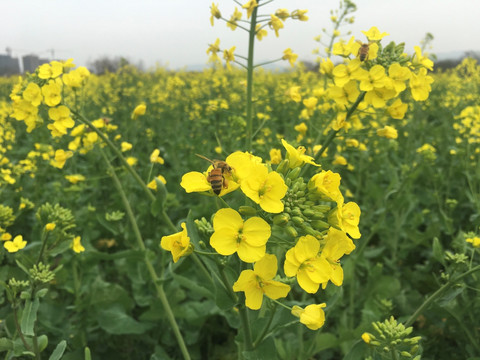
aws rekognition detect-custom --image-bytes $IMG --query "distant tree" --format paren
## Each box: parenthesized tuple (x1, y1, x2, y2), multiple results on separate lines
(88, 56, 132, 74)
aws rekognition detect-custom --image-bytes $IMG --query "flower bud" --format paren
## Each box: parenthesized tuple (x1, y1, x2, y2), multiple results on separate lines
(287, 167, 301, 180)
(276, 159, 290, 175)
(291, 207, 302, 217)
(273, 213, 290, 226)
(311, 220, 330, 230)
(238, 206, 257, 216)
(302, 209, 315, 218)
(285, 226, 298, 238)
(291, 216, 304, 226)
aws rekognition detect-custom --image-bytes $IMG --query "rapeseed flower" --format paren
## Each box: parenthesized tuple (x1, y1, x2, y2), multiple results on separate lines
(269, 15, 284, 37)
(4, 235, 27, 253)
(466, 236, 480, 248)
(41, 80, 62, 107)
(242, 0, 257, 19)
(227, 7, 242, 31)
(47, 105, 75, 137)
(131, 103, 146, 120)
(328, 200, 361, 239)
(377, 125, 398, 139)
(72, 236, 85, 253)
(284, 235, 331, 293)
(282, 48, 298, 67)
(240, 163, 287, 213)
(233, 254, 290, 310)
(50, 149, 73, 169)
(210, 3, 221, 26)
(38, 61, 63, 79)
(361, 26, 389, 41)
(210, 208, 270, 262)
(147, 175, 167, 190)
(281, 139, 319, 168)
(161, 223, 193, 263)
(291, 303, 327, 330)
(309, 170, 342, 202)
(150, 149, 165, 164)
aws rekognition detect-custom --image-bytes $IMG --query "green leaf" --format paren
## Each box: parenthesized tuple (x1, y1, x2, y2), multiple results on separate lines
(343, 340, 367, 360)
(21, 297, 40, 336)
(84, 347, 92, 360)
(97, 305, 153, 335)
(95, 213, 119, 235)
(150, 178, 168, 216)
(38, 335, 48, 352)
(48, 340, 67, 360)
(437, 286, 465, 307)
(171, 273, 214, 299)
(432, 237, 445, 265)
(15, 260, 31, 276)
(312, 332, 338, 352)
(0, 337, 14, 352)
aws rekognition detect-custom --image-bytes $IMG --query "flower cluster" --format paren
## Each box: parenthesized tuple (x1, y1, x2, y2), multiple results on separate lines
(162, 139, 360, 331)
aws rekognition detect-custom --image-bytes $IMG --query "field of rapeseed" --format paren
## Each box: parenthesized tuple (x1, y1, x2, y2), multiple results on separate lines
(1, 1, 480, 359)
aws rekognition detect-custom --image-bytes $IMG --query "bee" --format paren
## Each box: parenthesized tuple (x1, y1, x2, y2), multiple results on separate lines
(356, 40, 371, 61)
(196, 154, 233, 195)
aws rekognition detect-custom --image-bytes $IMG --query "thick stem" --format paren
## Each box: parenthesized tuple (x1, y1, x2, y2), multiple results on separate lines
(245, 3, 259, 151)
(13, 306, 32, 352)
(100, 149, 191, 360)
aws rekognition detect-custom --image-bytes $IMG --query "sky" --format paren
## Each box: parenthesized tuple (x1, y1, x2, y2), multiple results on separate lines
(2, 0, 479, 70)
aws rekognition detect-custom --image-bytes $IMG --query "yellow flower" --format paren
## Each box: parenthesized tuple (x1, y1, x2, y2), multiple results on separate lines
(1, 233, 12, 241)
(38, 61, 63, 79)
(225, 151, 262, 182)
(284, 235, 331, 293)
(409, 68, 434, 101)
(233, 254, 290, 310)
(361, 26, 389, 41)
(4, 235, 27, 253)
(275, 8, 289, 21)
(150, 149, 165, 164)
(121, 142, 133, 152)
(388, 63, 411, 94)
(223, 46, 236, 70)
(41, 80, 62, 107)
(131, 103, 146, 120)
(23, 82, 43, 106)
(207, 38, 221, 63)
(47, 105, 75, 137)
(63, 66, 90, 88)
(227, 7, 242, 31)
(294, 122, 308, 136)
(282, 48, 298, 67)
(291, 9, 308, 21)
(291, 303, 327, 330)
(255, 24, 268, 41)
(328, 200, 361, 239)
(240, 163, 287, 213)
(466, 236, 480, 248)
(65, 174, 86, 184)
(45, 223, 56, 232)
(377, 125, 398, 139)
(50, 149, 73, 169)
(413, 46, 434, 71)
(281, 139, 320, 169)
(126, 157, 138, 166)
(210, 208, 270, 262)
(72, 236, 85, 253)
(161, 223, 193, 263)
(387, 99, 408, 119)
(147, 175, 167, 190)
(309, 170, 342, 202)
(11, 99, 39, 132)
(269, 148, 282, 165)
(269, 14, 284, 37)
(361, 332, 373, 344)
(242, 0, 257, 19)
(286, 86, 302, 103)
(210, 2, 221, 26)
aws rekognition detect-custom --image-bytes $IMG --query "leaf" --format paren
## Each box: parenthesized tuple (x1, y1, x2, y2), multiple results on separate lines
(437, 286, 465, 307)
(171, 273, 214, 299)
(0, 337, 13, 352)
(97, 305, 153, 335)
(244, 336, 276, 360)
(21, 297, 40, 336)
(432, 237, 445, 265)
(313, 332, 338, 352)
(343, 340, 367, 360)
(150, 178, 168, 216)
(84, 347, 92, 360)
(95, 213, 119, 235)
(48, 340, 67, 360)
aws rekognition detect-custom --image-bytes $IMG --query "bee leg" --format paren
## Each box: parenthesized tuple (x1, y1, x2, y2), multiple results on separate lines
(223, 176, 229, 189)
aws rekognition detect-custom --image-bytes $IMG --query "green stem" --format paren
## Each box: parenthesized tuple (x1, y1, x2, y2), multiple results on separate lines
(405, 264, 480, 328)
(35, 231, 49, 265)
(252, 303, 277, 348)
(191, 253, 214, 285)
(13, 306, 32, 352)
(100, 149, 191, 360)
(72, 110, 155, 202)
(245, 2, 259, 151)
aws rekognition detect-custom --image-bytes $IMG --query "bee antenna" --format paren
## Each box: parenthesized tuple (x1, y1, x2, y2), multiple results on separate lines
(195, 153, 214, 164)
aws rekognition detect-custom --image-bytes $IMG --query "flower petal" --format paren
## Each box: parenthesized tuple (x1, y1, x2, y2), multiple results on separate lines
(254, 253, 278, 280)
(210, 227, 239, 256)
(180, 171, 211, 193)
(263, 280, 290, 300)
(243, 217, 271, 246)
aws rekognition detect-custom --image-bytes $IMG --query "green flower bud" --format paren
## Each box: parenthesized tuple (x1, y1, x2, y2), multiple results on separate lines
(287, 167, 301, 180)
(276, 159, 290, 175)
(285, 178, 292, 187)
(284, 206, 292, 214)
(291, 208, 302, 217)
(296, 191, 305, 198)
(238, 206, 257, 216)
(273, 213, 290, 226)
(285, 226, 298, 238)
(302, 209, 315, 218)
(400, 351, 412, 358)
(291, 216, 304, 226)
(302, 225, 322, 237)
(311, 220, 330, 230)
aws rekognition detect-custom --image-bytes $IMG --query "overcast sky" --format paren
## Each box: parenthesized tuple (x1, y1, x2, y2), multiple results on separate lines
(2, 0, 479, 70)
